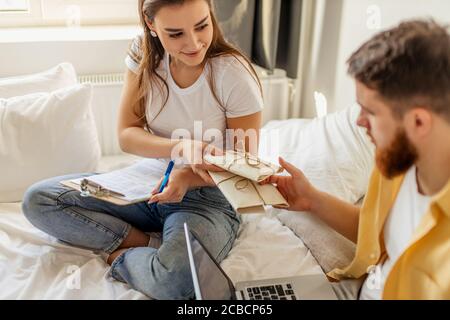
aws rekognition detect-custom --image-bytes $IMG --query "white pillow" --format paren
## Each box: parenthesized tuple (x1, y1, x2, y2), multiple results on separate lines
(259, 105, 374, 272)
(0, 63, 77, 98)
(259, 105, 374, 204)
(0, 84, 101, 202)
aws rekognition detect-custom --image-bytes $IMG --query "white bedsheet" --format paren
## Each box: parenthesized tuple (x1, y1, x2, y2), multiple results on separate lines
(0, 156, 323, 300)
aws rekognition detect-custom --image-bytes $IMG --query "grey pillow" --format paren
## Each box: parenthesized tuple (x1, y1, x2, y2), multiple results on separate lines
(277, 211, 356, 273)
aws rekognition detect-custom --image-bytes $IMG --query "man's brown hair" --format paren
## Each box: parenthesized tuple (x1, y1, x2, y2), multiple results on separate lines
(348, 19, 450, 121)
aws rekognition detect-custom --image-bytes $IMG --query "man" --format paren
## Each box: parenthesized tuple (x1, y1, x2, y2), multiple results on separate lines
(263, 20, 450, 299)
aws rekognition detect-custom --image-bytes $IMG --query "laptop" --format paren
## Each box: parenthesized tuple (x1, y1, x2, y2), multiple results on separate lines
(184, 223, 337, 300)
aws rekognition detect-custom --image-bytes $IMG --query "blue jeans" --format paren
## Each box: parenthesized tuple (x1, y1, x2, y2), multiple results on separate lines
(22, 173, 240, 300)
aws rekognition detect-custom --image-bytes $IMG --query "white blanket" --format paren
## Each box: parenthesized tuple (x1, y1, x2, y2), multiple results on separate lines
(0, 157, 323, 300)
(0, 204, 322, 299)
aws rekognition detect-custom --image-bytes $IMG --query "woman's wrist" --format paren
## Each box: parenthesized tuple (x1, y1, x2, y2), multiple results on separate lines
(178, 166, 215, 189)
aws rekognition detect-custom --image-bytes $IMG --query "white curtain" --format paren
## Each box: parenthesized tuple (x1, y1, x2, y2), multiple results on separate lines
(293, 0, 344, 119)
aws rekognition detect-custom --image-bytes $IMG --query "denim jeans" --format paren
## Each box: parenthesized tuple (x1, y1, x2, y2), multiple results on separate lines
(22, 173, 240, 300)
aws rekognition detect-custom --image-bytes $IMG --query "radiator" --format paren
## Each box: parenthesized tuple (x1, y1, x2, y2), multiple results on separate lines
(79, 69, 292, 156)
(79, 73, 124, 156)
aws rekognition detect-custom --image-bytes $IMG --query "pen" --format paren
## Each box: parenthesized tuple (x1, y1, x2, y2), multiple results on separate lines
(150, 160, 175, 207)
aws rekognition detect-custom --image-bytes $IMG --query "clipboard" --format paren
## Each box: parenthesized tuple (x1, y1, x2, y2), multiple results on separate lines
(59, 158, 170, 206)
(60, 179, 149, 206)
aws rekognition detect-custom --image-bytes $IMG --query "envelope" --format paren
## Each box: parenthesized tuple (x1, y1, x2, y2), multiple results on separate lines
(204, 150, 283, 182)
(205, 151, 289, 214)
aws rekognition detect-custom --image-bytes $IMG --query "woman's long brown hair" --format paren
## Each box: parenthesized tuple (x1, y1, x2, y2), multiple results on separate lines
(132, 0, 262, 131)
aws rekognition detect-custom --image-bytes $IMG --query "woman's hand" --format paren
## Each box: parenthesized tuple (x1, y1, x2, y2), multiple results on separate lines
(148, 168, 190, 205)
(172, 139, 224, 183)
(148, 167, 216, 205)
(260, 157, 319, 212)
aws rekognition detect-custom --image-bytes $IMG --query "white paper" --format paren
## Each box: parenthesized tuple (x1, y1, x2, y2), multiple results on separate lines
(71, 159, 168, 202)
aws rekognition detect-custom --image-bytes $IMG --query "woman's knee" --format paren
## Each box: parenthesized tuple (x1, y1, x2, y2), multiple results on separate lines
(22, 179, 60, 226)
(112, 246, 194, 300)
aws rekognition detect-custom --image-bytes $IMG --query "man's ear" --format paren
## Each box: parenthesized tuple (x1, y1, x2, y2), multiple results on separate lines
(405, 108, 433, 139)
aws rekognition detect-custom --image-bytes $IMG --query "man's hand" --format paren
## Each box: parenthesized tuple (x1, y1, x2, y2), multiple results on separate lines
(261, 157, 318, 212)
(263, 157, 360, 242)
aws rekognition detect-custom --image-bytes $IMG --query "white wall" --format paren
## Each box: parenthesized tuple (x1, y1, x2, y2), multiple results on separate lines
(0, 40, 130, 77)
(0, 25, 292, 125)
(0, 26, 140, 77)
(330, 0, 450, 113)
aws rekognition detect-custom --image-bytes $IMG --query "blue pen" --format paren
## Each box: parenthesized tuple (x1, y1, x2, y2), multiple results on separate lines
(151, 160, 175, 208)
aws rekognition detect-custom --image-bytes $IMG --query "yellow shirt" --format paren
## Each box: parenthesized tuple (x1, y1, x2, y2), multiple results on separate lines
(327, 168, 450, 299)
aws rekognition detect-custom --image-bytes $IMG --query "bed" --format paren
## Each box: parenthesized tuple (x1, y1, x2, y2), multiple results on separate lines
(0, 155, 324, 300)
(0, 64, 374, 299)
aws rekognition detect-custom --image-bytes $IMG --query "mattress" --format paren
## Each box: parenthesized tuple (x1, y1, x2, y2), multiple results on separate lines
(0, 155, 323, 300)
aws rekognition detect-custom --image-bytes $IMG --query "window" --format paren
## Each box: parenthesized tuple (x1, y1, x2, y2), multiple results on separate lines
(0, 0, 28, 12)
(0, 0, 139, 28)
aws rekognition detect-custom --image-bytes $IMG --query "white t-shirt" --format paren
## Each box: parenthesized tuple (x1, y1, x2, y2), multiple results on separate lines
(359, 166, 431, 300)
(125, 35, 263, 149)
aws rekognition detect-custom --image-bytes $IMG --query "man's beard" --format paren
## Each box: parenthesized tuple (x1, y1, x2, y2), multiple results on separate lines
(375, 128, 419, 179)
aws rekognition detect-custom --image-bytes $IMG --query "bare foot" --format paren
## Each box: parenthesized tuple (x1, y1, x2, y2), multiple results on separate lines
(120, 227, 150, 248)
(107, 248, 128, 265)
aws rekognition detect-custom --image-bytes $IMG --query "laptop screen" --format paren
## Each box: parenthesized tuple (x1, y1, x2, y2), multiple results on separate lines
(188, 229, 235, 300)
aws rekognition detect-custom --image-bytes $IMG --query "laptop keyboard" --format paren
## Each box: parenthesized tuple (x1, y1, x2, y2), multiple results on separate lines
(245, 283, 296, 300)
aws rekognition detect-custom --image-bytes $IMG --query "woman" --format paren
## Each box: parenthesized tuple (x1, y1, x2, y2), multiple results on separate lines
(22, 0, 263, 299)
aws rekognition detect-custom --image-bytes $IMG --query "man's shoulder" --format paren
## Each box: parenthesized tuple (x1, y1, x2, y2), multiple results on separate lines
(362, 167, 406, 211)
(367, 167, 405, 191)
